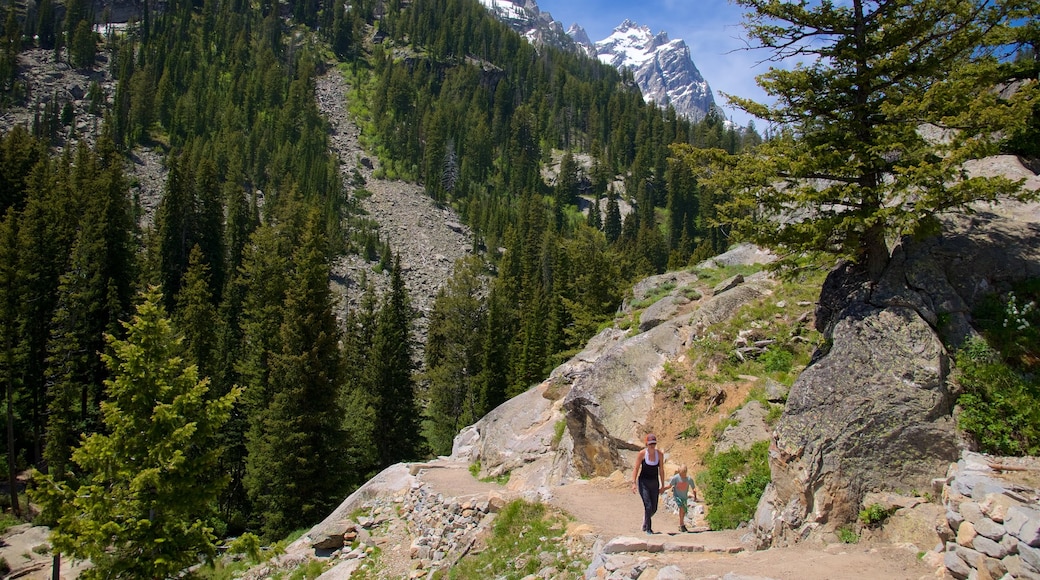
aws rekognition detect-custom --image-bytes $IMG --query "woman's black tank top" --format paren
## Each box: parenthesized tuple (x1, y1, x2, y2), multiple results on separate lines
(639, 450, 660, 481)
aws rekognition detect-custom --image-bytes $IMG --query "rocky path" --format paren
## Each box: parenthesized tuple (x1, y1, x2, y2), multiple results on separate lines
(315, 66, 472, 345)
(416, 461, 939, 580)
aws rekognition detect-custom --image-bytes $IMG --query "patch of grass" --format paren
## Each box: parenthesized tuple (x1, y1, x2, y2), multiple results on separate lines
(678, 422, 700, 440)
(0, 511, 22, 534)
(693, 264, 763, 287)
(287, 559, 331, 579)
(837, 525, 859, 544)
(688, 267, 824, 385)
(712, 417, 738, 438)
(552, 419, 567, 449)
(700, 440, 771, 530)
(630, 282, 676, 309)
(765, 404, 784, 425)
(685, 382, 707, 402)
(680, 286, 703, 301)
(445, 500, 587, 579)
(468, 460, 510, 485)
(760, 347, 794, 374)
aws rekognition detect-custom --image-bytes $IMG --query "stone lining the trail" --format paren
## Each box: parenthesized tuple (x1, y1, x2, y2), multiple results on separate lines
(299, 477, 591, 579)
(940, 451, 1040, 580)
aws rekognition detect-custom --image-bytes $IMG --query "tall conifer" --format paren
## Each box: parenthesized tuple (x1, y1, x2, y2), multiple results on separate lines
(366, 255, 422, 467)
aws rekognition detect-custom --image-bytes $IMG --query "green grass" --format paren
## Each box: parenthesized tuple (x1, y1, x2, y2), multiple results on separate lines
(630, 282, 676, 309)
(552, 419, 567, 448)
(441, 500, 587, 579)
(700, 440, 771, 530)
(688, 266, 824, 385)
(468, 461, 511, 485)
(0, 511, 22, 535)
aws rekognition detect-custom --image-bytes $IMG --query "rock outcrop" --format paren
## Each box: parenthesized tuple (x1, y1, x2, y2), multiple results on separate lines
(753, 183, 1040, 547)
(452, 246, 777, 490)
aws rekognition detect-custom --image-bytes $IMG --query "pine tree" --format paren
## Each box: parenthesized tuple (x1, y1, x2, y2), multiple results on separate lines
(44, 140, 136, 477)
(245, 215, 347, 538)
(0, 209, 20, 515)
(423, 257, 487, 456)
(157, 154, 198, 309)
(32, 286, 240, 578)
(604, 191, 622, 244)
(704, 0, 1039, 279)
(365, 255, 422, 467)
(174, 245, 218, 382)
(477, 281, 511, 417)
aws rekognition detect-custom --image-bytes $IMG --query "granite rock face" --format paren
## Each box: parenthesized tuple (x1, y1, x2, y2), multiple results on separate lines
(753, 195, 1040, 547)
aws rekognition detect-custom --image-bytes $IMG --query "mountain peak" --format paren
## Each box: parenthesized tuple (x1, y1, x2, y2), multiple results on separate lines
(589, 21, 715, 120)
(482, 2, 717, 121)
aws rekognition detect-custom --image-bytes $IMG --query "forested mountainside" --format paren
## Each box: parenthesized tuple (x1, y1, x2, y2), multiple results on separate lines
(0, 0, 762, 565)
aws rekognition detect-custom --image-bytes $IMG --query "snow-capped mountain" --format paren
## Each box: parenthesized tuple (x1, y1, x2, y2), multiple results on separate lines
(477, 0, 717, 122)
(477, 0, 578, 53)
(584, 20, 716, 121)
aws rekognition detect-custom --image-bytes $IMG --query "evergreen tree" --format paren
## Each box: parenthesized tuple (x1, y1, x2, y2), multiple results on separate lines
(44, 141, 136, 477)
(423, 257, 487, 456)
(245, 215, 347, 538)
(32, 287, 239, 579)
(555, 151, 579, 210)
(476, 282, 510, 416)
(604, 190, 622, 244)
(702, 0, 1039, 278)
(339, 279, 379, 480)
(365, 255, 422, 467)
(174, 245, 218, 382)
(0, 209, 20, 515)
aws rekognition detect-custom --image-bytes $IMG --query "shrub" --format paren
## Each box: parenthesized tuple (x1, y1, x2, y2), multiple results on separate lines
(761, 347, 793, 374)
(701, 440, 771, 530)
(859, 503, 893, 528)
(837, 525, 859, 543)
(955, 338, 1040, 455)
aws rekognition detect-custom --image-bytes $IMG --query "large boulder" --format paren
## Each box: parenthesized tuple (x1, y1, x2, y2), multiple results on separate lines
(754, 196, 1040, 547)
(755, 289, 960, 546)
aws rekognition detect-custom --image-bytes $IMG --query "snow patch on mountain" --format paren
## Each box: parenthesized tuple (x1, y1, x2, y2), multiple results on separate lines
(477, 0, 576, 51)
(585, 20, 716, 121)
(476, 1, 717, 122)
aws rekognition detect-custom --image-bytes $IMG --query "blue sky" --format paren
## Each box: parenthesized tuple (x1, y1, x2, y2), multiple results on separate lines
(535, 0, 771, 127)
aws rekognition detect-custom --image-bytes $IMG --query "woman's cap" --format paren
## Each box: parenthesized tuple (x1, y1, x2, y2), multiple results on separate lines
(646, 434, 657, 444)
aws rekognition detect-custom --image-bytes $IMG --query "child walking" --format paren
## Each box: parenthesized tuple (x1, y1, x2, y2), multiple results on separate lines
(660, 464, 697, 533)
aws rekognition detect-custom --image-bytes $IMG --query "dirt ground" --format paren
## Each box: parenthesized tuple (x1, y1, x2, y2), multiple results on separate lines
(419, 464, 941, 580)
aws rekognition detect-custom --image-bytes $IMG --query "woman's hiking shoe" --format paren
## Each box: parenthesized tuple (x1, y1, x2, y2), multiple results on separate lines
(679, 525, 689, 533)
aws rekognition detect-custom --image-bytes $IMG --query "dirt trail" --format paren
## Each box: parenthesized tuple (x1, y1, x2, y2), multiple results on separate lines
(418, 462, 938, 580)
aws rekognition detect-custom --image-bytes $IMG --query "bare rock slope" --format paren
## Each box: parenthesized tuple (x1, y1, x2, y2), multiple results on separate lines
(315, 67, 472, 343)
